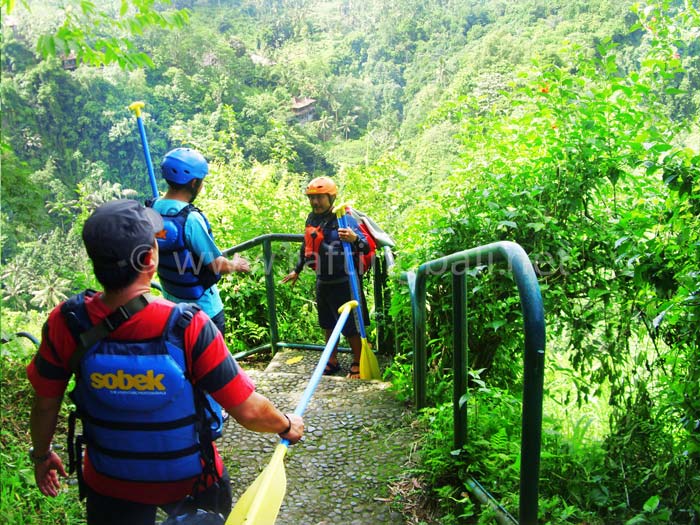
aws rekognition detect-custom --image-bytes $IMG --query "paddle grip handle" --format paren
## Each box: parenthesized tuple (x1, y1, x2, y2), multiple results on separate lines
(128, 101, 158, 198)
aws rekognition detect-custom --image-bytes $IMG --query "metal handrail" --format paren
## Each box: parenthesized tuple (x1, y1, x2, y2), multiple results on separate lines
(1, 331, 40, 347)
(401, 241, 545, 525)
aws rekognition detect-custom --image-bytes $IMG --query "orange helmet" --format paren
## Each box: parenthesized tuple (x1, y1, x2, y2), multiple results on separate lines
(305, 176, 338, 196)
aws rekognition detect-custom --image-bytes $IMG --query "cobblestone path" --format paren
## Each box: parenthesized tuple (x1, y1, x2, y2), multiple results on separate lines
(218, 349, 419, 525)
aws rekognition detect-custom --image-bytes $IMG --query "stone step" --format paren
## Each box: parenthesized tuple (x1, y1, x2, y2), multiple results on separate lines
(219, 349, 417, 525)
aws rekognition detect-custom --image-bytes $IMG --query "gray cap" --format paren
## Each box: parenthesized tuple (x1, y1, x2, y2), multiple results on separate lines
(82, 199, 163, 269)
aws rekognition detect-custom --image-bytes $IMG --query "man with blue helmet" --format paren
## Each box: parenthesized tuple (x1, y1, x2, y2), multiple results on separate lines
(150, 148, 250, 335)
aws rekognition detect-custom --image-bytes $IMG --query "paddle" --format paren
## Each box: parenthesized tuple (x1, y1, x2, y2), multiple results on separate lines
(128, 101, 159, 199)
(333, 203, 382, 380)
(226, 300, 358, 525)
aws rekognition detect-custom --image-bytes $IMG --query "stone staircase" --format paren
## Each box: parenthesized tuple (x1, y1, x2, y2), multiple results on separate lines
(218, 349, 419, 525)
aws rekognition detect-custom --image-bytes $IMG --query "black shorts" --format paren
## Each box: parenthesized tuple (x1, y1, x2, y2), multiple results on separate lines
(85, 467, 232, 525)
(316, 279, 369, 337)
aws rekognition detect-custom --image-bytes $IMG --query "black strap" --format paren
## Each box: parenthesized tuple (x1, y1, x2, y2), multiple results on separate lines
(86, 440, 200, 460)
(69, 294, 154, 373)
(80, 411, 198, 431)
(67, 411, 78, 474)
(67, 411, 87, 500)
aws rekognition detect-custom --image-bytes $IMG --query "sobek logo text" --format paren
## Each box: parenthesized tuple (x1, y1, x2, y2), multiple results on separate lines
(90, 370, 166, 391)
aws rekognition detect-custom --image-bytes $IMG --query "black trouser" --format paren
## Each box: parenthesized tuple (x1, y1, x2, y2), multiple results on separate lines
(85, 467, 232, 525)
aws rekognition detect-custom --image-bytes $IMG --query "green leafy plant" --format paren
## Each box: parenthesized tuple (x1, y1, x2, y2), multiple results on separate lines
(1, 1, 699, 523)
(0, 318, 84, 525)
(2, 0, 190, 71)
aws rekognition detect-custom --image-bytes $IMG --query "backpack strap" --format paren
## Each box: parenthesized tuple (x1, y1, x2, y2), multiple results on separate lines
(62, 290, 96, 349)
(67, 293, 155, 373)
(146, 198, 194, 220)
(174, 203, 195, 219)
(166, 304, 221, 435)
(183, 204, 214, 236)
(157, 202, 197, 220)
(163, 303, 223, 488)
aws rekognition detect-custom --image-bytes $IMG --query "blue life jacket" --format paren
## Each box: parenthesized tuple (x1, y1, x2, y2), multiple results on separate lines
(62, 291, 223, 483)
(152, 203, 221, 300)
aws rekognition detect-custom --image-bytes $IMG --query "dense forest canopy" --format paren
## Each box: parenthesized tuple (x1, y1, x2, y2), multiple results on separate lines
(1, 0, 699, 523)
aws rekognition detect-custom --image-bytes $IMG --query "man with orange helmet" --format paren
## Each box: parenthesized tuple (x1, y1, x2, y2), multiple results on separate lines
(282, 176, 371, 379)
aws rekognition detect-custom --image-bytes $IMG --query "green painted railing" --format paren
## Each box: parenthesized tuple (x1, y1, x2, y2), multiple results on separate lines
(1, 332, 40, 346)
(401, 241, 545, 525)
(223, 234, 395, 358)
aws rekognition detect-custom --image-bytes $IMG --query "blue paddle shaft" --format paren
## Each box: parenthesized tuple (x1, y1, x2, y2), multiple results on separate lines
(135, 116, 158, 198)
(279, 302, 354, 446)
(337, 214, 367, 339)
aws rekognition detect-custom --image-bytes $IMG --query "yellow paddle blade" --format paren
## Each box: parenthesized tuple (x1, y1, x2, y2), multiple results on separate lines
(359, 338, 381, 380)
(226, 444, 288, 525)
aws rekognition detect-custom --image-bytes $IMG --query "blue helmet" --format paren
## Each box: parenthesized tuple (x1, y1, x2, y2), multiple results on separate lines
(160, 148, 208, 184)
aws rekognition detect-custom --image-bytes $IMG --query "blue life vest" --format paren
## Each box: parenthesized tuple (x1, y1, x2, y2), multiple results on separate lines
(152, 203, 221, 300)
(62, 291, 223, 483)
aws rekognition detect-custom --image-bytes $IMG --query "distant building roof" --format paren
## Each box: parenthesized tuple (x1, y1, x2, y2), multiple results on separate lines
(291, 96, 316, 110)
(63, 52, 78, 70)
(290, 96, 317, 123)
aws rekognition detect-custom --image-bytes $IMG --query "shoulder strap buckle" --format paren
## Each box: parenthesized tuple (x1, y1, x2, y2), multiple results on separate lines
(102, 295, 152, 331)
(70, 294, 154, 373)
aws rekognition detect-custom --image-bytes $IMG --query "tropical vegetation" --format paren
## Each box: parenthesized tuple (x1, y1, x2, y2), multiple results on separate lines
(1, 0, 698, 523)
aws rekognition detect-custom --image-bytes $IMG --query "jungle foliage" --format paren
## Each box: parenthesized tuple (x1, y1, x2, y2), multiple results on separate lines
(1, 0, 699, 523)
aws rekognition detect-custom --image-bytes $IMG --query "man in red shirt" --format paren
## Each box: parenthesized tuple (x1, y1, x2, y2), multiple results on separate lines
(27, 199, 303, 524)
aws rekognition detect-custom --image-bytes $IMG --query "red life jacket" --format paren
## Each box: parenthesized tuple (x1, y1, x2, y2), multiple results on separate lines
(304, 220, 377, 275)
(356, 222, 377, 275)
(304, 223, 324, 271)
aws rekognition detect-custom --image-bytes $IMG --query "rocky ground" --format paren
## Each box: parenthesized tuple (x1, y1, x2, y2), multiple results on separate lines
(220, 349, 426, 525)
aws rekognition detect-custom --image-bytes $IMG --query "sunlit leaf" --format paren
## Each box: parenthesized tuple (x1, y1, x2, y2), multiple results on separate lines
(80, 0, 96, 15)
(485, 320, 506, 332)
(37, 35, 56, 57)
(643, 495, 660, 512)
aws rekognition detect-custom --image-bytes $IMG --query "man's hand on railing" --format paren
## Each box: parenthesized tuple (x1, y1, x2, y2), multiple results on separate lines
(210, 253, 251, 275)
(231, 253, 251, 273)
